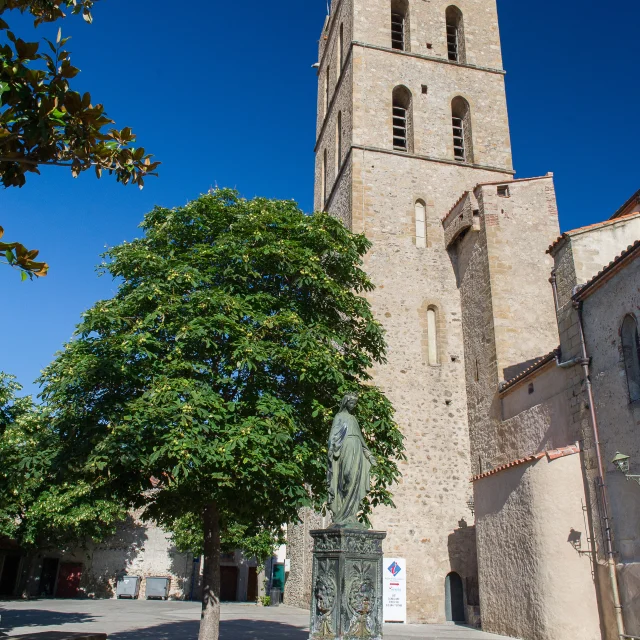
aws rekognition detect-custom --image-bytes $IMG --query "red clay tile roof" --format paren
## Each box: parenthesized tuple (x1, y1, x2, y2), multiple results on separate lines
(547, 212, 640, 254)
(498, 348, 560, 394)
(573, 239, 640, 302)
(471, 445, 580, 482)
(441, 191, 471, 223)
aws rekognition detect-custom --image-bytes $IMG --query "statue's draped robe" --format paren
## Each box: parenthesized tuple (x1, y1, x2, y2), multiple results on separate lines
(327, 410, 372, 526)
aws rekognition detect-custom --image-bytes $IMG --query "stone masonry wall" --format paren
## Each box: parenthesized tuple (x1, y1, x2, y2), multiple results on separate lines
(352, 0, 504, 71)
(454, 177, 561, 477)
(298, 0, 517, 624)
(350, 151, 510, 622)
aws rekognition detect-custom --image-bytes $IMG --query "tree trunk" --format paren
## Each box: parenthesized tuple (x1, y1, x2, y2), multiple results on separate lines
(198, 502, 221, 640)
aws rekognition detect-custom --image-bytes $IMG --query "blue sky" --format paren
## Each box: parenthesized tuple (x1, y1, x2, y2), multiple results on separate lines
(2, 0, 639, 396)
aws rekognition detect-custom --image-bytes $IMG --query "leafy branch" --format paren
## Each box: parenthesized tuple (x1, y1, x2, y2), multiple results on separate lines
(0, 225, 47, 277)
(0, 23, 159, 188)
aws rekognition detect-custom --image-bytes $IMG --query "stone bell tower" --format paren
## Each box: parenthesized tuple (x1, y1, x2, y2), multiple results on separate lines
(304, 0, 515, 624)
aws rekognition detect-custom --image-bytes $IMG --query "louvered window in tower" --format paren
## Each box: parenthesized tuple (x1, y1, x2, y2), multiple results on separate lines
(452, 96, 473, 163)
(452, 116, 465, 161)
(446, 6, 465, 63)
(447, 23, 458, 61)
(393, 105, 408, 151)
(392, 86, 413, 152)
(391, 13, 405, 50)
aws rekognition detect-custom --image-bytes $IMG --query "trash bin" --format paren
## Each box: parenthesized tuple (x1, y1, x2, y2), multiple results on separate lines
(269, 588, 281, 606)
(145, 576, 170, 600)
(116, 575, 141, 599)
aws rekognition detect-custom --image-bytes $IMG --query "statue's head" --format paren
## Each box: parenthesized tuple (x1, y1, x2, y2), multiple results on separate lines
(340, 394, 359, 413)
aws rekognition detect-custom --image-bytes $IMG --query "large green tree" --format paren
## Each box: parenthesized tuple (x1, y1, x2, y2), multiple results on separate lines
(39, 189, 404, 640)
(1, 0, 160, 277)
(0, 372, 125, 589)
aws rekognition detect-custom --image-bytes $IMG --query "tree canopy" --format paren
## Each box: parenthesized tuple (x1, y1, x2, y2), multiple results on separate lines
(38, 189, 404, 639)
(0, 372, 125, 552)
(1, 0, 159, 277)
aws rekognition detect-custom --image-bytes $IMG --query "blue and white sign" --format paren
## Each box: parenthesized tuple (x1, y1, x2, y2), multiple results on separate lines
(383, 557, 407, 623)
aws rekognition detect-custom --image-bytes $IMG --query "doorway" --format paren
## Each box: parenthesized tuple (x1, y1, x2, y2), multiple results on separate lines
(39, 558, 59, 597)
(445, 572, 465, 623)
(220, 566, 238, 602)
(246, 567, 258, 602)
(56, 563, 83, 598)
(0, 555, 21, 596)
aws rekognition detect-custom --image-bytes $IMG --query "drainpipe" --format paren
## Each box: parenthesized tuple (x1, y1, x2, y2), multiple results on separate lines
(574, 299, 626, 640)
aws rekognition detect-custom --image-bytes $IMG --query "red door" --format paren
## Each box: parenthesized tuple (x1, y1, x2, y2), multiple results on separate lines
(56, 563, 83, 598)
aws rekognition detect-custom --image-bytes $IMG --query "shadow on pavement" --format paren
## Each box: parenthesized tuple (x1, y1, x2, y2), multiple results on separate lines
(109, 619, 308, 640)
(0, 609, 97, 633)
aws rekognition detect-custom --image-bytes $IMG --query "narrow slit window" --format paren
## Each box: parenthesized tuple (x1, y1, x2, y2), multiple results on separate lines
(337, 23, 344, 78)
(322, 149, 328, 206)
(336, 111, 342, 176)
(392, 86, 413, 152)
(622, 315, 640, 402)
(427, 308, 438, 365)
(415, 200, 426, 248)
(325, 65, 330, 116)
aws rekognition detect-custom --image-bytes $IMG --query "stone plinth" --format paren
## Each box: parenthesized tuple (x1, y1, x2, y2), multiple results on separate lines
(309, 528, 386, 640)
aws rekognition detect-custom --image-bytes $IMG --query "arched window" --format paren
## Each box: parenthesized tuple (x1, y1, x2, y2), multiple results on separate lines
(427, 307, 438, 365)
(446, 6, 466, 63)
(322, 149, 328, 206)
(335, 111, 342, 176)
(325, 64, 330, 116)
(451, 96, 473, 163)
(391, 0, 410, 52)
(415, 199, 426, 248)
(622, 315, 640, 402)
(392, 86, 413, 153)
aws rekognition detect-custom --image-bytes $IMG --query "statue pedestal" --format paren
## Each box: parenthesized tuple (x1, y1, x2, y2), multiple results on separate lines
(309, 528, 386, 640)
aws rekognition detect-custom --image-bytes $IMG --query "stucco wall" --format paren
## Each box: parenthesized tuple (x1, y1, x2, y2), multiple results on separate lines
(22, 516, 198, 600)
(475, 455, 601, 640)
(552, 213, 640, 309)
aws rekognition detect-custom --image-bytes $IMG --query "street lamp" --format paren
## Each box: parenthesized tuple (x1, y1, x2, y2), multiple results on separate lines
(611, 452, 640, 486)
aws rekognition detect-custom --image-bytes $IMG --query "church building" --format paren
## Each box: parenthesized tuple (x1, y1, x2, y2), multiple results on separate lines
(285, 2, 640, 639)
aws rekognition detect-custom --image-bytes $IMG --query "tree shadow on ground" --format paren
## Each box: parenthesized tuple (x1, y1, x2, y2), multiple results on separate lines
(0, 609, 96, 634)
(109, 619, 308, 640)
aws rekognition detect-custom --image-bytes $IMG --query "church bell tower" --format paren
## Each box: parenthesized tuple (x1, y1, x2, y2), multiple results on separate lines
(312, 0, 514, 623)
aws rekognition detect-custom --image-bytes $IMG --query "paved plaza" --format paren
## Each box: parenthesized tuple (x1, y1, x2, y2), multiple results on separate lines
(0, 600, 515, 639)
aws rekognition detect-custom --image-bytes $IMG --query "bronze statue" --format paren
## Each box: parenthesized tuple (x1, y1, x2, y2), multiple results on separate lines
(327, 394, 376, 528)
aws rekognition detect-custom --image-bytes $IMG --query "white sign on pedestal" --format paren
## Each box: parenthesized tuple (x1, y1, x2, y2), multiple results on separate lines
(383, 557, 407, 623)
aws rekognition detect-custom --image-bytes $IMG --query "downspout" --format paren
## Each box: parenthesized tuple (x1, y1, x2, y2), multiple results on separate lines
(574, 298, 626, 640)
